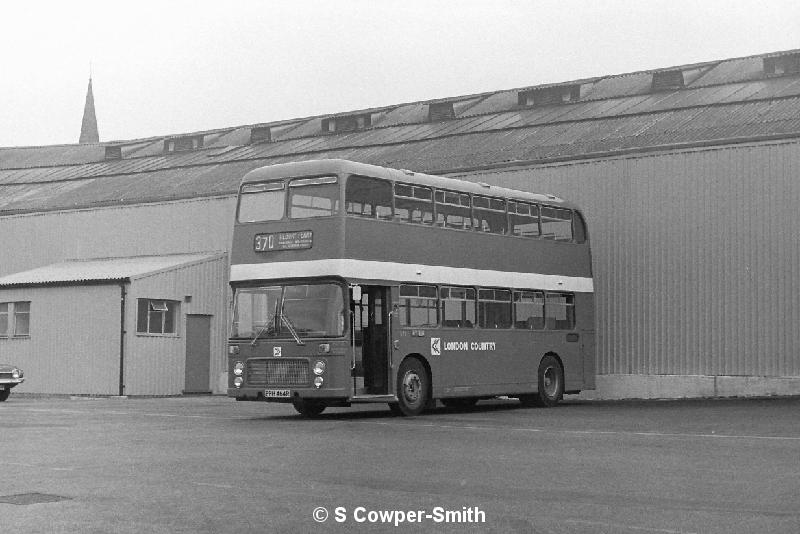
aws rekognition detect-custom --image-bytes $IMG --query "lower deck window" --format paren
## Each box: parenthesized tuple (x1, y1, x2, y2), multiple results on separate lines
(440, 286, 476, 328)
(478, 289, 512, 328)
(398, 284, 438, 327)
(137, 299, 180, 335)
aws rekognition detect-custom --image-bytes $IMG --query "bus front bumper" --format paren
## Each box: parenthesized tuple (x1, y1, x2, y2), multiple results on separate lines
(228, 386, 350, 403)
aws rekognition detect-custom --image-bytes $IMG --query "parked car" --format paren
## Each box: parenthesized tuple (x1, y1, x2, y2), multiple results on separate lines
(0, 364, 24, 401)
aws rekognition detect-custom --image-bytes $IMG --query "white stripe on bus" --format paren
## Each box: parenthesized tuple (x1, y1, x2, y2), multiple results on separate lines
(230, 259, 593, 293)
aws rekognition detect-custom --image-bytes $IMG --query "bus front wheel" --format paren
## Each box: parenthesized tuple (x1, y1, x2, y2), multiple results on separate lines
(519, 355, 564, 408)
(394, 357, 430, 416)
(292, 399, 326, 417)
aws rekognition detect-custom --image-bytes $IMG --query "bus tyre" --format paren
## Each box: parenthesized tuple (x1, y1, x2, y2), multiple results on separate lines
(292, 399, 326, 417)
(0, 389, 9, 402)
(395, 357, 430, 417)
(520, 355, 564, 408)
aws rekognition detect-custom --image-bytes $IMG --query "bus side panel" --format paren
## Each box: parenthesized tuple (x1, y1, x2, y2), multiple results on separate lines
(581, 332, 596, 390)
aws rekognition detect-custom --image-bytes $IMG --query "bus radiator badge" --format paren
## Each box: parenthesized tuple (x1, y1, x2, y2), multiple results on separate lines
(273, 346, 282, 358)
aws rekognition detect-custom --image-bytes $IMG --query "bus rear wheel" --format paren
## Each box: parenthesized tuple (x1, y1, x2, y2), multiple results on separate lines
(292, 399, 326, 417)
(519, 355, 564, 408)
(394, 357, 430, 416)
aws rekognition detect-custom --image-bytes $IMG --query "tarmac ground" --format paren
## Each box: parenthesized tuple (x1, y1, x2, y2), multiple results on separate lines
(2, 394, 799, 533)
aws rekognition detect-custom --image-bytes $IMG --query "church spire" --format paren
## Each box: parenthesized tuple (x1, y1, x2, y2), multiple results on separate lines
(79, 76, 99, 144)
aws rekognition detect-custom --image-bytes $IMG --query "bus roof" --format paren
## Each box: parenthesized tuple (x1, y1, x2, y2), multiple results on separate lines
(239, 159, 581, 210)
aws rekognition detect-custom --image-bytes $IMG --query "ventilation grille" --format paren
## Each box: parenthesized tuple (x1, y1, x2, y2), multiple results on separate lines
(322, 113, 372, 133)
(428, 102, 455, 121)
(518, 84, 581, 107)
(249, 126, 272, 144)
(651, 69, 685, 92)
(104, 146, 122, 160)
(246, 359, 310, 386)
(764, 53, 800, 76)
(164, 135, 204, 153)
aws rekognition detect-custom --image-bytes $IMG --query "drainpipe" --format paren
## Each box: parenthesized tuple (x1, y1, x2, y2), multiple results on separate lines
(119, 282, 127, 396)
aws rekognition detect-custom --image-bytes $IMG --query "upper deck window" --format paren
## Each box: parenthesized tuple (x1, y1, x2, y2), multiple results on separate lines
(435, 190, 472, 230)
(472, 196, 507, 234)
(238, 181, 286, 223)
(540, 206, 573, 241)
(288, 176, 340, 219)
(509, 201, 540, 237)
(345, 175, 393, 220)
(394, 183, 433, 225)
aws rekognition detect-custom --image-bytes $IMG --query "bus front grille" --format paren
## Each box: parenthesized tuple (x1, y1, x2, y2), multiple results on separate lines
(246, 359, 309, 387)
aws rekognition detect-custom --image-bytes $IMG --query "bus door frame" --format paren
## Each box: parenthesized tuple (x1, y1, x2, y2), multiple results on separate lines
(350, 284, 391, 395)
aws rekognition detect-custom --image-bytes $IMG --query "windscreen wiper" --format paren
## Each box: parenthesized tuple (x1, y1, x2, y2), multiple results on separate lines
(279, 313, 306, 346)
(251, 300, 279, 346)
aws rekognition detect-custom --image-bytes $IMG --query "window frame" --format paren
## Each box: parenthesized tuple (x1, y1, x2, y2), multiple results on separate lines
(136, 298, 181, 336)
(477, 288, 512, 329)
(398, 284, 439, 328)
(0, 301, 31, 338)
(344, 174, 394, 220)
(440, 286, 476, 329)
(393, 182, 434, 225)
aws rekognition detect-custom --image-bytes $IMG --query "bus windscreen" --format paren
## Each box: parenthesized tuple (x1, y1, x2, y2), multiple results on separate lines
(232, 283, 345, 339)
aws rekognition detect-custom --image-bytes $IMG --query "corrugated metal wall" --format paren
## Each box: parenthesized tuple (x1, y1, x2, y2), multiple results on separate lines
(0, 196, 236, 277)
(455, 139, 800, 378)
(0, 285, 121, 394)
(126, 256, 228, 395)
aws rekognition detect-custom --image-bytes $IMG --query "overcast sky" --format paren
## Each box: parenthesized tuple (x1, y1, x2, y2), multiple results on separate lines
(1, 0, 798, 147)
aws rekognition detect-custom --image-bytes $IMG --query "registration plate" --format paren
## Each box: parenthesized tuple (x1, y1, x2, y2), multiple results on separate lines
(264, 389, 291, 398)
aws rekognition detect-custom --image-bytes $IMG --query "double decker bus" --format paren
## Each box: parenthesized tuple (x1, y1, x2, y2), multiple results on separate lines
(227, 159, 594, 416)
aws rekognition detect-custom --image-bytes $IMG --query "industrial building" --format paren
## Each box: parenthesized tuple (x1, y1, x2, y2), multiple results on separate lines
(1, 49, 799, 397)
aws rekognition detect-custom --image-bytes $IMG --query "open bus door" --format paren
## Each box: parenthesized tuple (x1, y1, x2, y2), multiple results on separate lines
(351, 285, 391, 396)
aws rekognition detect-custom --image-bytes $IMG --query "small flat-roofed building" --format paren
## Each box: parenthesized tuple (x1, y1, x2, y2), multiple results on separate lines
(0, 253, 226, 396)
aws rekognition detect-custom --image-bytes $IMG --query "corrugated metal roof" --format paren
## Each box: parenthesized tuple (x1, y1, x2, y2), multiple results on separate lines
(0, 253, 223, 287)
(1, 49, 800, 215)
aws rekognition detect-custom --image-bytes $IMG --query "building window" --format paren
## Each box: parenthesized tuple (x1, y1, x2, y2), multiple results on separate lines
(0, 301, 30, 337)
(137, 299, 180, 335)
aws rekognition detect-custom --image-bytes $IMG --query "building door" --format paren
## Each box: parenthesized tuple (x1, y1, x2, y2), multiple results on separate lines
(184, 314, 211, 394)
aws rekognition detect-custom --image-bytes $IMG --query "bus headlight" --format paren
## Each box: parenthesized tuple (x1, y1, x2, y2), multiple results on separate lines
(233, 376, 243, 388)
(12, 368, 21, 379)
(314, 377, 324, 388)
(313, 360, 326, 376)
(233, 361, 244, 376)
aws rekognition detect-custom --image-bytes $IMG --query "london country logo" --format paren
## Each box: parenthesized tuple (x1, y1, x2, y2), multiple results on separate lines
(430, 338, 441, 356)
